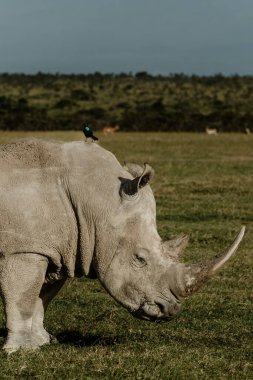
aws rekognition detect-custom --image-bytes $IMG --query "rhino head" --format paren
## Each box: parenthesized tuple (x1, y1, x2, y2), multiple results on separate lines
(98, 163, 245, 322)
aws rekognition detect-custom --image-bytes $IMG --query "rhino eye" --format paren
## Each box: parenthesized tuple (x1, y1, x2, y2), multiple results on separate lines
(134, 252, 147, 268)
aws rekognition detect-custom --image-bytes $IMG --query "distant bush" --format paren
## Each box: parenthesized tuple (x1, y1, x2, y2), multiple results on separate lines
(0, 96, 12, 110)
(71, 89, 92, 101)
(54, 99, 75, 109)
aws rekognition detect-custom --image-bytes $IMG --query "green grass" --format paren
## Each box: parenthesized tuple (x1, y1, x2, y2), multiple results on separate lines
(0, 132, 252, 379)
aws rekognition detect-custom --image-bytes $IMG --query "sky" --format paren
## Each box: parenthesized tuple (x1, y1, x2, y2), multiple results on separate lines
(0, 0, 252, 75)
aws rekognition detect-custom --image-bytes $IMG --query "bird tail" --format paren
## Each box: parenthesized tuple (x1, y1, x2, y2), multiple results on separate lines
(93, 136, 99, 141)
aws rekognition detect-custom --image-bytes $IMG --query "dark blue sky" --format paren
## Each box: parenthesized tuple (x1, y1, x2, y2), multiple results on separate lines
(0, 0, 252, 75)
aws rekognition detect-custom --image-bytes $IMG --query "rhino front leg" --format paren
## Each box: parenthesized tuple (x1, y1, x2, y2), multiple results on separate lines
(32, 278, 67, 345)
(0, 253, 48, 353)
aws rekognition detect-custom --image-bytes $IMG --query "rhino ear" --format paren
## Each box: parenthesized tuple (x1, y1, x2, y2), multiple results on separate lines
(121, 163, 154, 199)
(137, 163, 154, 189)
(125, 162, 145, 178)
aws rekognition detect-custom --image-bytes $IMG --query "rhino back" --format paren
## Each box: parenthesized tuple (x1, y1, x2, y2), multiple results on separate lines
(0, 138, 63, 169)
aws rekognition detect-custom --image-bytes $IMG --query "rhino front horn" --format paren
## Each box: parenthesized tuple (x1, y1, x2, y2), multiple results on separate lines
(120, 163, 154, 200)
(184, 226, 245, 295)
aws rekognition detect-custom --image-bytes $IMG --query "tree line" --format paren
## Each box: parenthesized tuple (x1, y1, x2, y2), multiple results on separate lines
(0, 72, 252, 131)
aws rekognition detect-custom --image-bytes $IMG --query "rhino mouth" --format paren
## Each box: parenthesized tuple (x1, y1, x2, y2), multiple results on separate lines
(131, 302, 175, 322)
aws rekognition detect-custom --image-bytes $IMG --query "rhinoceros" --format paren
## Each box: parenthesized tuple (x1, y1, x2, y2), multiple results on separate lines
(0, 138, 245, 352)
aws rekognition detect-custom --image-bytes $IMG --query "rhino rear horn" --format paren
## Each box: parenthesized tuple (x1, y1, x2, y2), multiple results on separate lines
(184, 226, 245, 295)
(163, 234, 189, 260)
(120, 163, 154, 200)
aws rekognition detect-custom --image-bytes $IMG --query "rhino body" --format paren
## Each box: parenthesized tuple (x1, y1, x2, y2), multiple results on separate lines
(0, 138, 245, 352)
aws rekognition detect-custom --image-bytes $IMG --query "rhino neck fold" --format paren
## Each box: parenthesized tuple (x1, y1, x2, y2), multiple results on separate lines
(92, 226, 120, 284)
(75, 205, 95, 278)
(64, 186, 96, 278)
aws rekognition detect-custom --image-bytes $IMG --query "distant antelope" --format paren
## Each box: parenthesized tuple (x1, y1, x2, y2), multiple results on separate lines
(205, 127, 218, 135)
(245, 128, 251, 135)
(102, 125, 120, 135)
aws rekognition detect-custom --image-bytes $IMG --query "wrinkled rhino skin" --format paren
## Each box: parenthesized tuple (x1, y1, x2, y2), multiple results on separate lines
(0, 138, 245, 352)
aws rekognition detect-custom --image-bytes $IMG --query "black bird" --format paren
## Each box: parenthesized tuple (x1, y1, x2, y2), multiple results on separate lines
(82, 124, 98, 142)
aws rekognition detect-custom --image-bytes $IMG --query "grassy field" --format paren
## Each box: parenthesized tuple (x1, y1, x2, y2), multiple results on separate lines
(0, 131, 252, 379)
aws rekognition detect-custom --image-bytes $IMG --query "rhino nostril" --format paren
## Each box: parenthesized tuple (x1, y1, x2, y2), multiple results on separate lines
(155, 301, 166, 314)
(155, 300, 181, 318)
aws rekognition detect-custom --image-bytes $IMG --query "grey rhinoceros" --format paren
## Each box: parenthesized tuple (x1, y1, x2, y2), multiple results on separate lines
(0, 138, 245, 352)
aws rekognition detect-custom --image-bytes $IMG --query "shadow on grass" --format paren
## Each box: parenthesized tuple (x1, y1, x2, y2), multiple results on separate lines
(56, 330, 120, 347)
(0, 328, 7, 338)
(56, 328, 248, 350)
